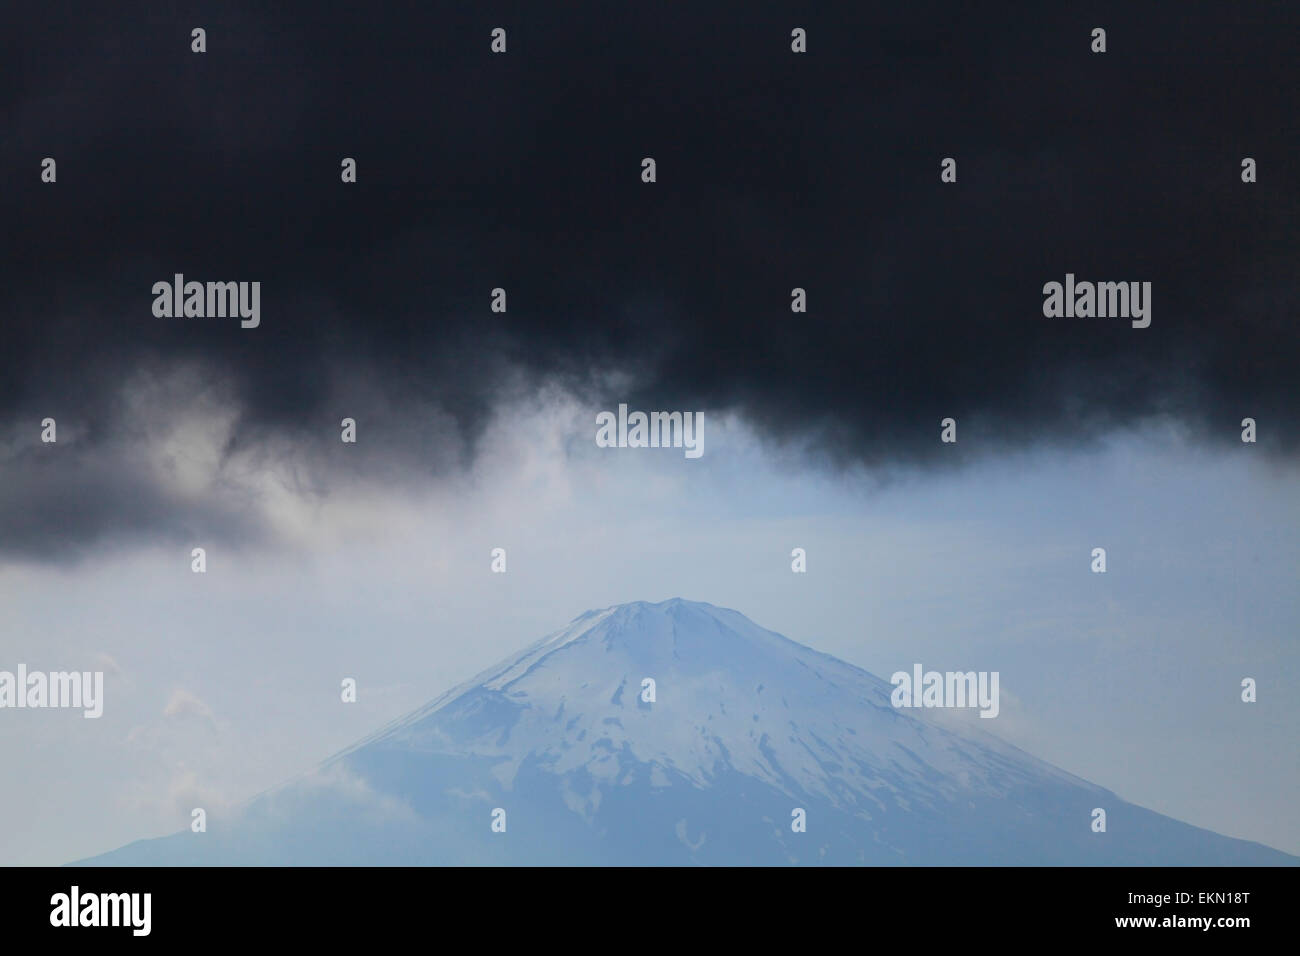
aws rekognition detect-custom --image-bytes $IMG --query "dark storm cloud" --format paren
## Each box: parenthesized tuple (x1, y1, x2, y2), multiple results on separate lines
(0, 1, 1296, 558)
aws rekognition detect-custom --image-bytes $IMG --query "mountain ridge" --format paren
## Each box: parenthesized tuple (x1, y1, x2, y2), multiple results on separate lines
(74, 599, 1298, 866)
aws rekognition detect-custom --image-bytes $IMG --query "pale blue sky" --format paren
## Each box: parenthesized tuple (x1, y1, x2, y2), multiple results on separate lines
(0, 399, 1295, 865)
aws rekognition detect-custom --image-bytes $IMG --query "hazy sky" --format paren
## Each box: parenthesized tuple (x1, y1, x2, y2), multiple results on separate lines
(0, 399, 1296, 865)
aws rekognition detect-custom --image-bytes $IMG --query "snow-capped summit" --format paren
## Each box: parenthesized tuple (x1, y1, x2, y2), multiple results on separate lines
(350, 599, 1081, 814)
(77, 599, 1297, 865)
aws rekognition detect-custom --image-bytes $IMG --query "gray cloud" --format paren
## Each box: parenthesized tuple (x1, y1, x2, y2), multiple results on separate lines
(1, 2, 1295, 559)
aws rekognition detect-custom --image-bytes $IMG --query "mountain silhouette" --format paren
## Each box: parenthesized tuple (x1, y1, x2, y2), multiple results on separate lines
(76, 599, 1297, 865)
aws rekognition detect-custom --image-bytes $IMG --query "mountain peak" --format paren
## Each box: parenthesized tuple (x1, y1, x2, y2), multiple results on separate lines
(76, 601, 1299, 866)
(575, 596, 720, 623)
(360, 597, 1054, 809)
